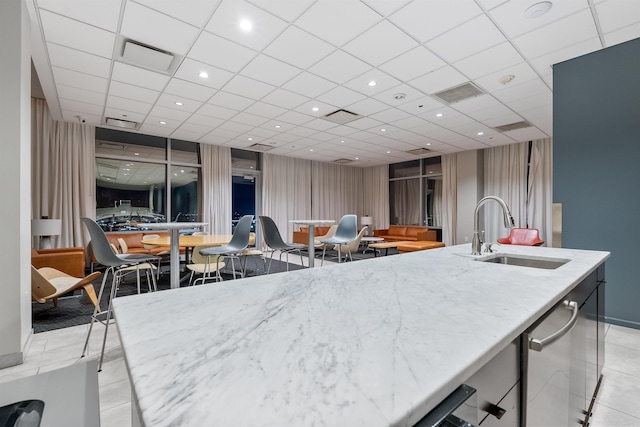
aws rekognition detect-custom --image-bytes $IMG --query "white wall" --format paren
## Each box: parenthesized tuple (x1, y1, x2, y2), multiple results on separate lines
(0, 0, 32, 368)
(455, 150, 483, 245)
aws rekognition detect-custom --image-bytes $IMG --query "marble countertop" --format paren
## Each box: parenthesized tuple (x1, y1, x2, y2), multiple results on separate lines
(113, 244, 609, 427)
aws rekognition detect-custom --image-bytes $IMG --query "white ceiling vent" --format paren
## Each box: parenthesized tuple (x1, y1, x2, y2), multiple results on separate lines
(432, 82, 484, 104)
(122, 40, 174, 72)
(249, 143, 275, 151)
(105, 117, 139, 129)
(322, 109, 362, 124)
(333, 158, 354, 164)
(406, 148, 432, 155)
(494, 120, 532, 132)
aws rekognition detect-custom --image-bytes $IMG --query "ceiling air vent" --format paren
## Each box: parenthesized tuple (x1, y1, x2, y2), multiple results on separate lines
(333, 158, 354, 164)
(322, 109, 362, 124)
(432, 82, 484, 104)
(105, 117, 139, 129)
(494, 121, 532, 132)
(249, 143, 274, 151)
(122, 40, 174, 72)
(406, 148, 432, 155)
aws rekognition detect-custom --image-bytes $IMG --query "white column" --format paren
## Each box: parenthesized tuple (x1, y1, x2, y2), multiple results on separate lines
(455, 150, 484, 245)
(0, 0, 33, 368)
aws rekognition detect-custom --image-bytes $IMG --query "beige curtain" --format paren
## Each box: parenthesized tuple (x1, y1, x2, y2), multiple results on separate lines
(262, 154, 312, 240)
(200, 143, 232, 235)
(483, 142, 529, 243)
(310, 161, 362, 223)
(527, 138, 553, 246)
(31, 98, 95, 248)
(362, 165, 389, 230)
(441, 153, 457, 246)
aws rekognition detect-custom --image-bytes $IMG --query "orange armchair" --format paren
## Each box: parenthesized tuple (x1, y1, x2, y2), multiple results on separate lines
(497, 228, 544, 246)
(31, 247, 86, 277)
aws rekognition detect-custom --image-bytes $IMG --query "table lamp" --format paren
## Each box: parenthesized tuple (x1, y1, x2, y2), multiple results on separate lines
(32, 218, 62, 249)
(360, 216, 373, 236)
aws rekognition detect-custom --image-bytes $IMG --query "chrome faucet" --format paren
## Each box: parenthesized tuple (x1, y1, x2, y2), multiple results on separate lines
(472, 196, 515, 255)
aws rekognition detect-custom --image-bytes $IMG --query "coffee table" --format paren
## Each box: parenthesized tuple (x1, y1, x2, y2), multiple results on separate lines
(367, 240, 413, 257)
(361, 236, 383, 254)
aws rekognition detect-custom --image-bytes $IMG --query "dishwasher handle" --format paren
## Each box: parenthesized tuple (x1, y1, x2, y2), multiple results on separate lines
(529, 300, 578, 352)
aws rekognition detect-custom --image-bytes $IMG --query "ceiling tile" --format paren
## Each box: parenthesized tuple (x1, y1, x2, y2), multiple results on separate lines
(372, 84, 425, 107)
(426, 15, 506, 63)
(295, 1, 382, 47)
(262, 26, 335, 69)
(185, 114, 225, 128)
(346, 97, 389, 116)
(108, 81, 159, 104)
(155, 93, 202, 113)
(205, 0, 288, 51)
(343, 20, 418, 66)
(294, 100, 336, 117)
(52, 66, 108, 93)
(148, 105, 191, 121)
(121, 2, 199, 55)
(303, 119, 340, 132)
(309, 50, 372, 84)
(207, 91, 254, 111)
(170, 129, 208, 142)
(453, 42, 524, 80)
(230, 112, 270, 127)
(360, 0, 412, 17)
(512, 9, 599, 60)
(343, 69, 401, 96)
(222, 75, 275, 99)
(481, 112, 524, 128)
(46, 43, 111, 78)
(39, 10, 115, 58)
(240, 55, 302, 86)
(474, 61, 540, 93)
(245, 0, 315, 22)
(261, 89, 310, 110)
(133, 0, 221, 27)
(316, 86, 367, 108)
(111, 61, 170, 91)
(59, 98, 104, 115)
(164, 78, 216, 103)
(597, 0, 640, 34)
(58, 85, 106, 105)
(276, 111, 315, 126)
(408, 66, 468, 95)
(197, 103, 240, 120)
(603, 24, 640, 48)
(369, 108, 411, 124)
(389, 0, 482, 43)
(344, 117, 384, 131)
(188, 32, 256, 72)
(244, 101, 288, 119)
(103, 107, 146, 123)
(488, 0, 590, 39)
(527, 37, 599, 77)
(281, 72, 338, 98)
(492, 78, 550, 104)
(173, 58, 234, 90)
(379, 46, 446, 82)
(396, 96, 445, 115)
(37, 0, 122, 31)
(106, 95, 152, 114)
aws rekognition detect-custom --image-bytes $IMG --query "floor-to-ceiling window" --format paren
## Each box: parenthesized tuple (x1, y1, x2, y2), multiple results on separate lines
(389, 156, 442, 239)
(231, 148, 260, 233)
(95, 128, 201, 231)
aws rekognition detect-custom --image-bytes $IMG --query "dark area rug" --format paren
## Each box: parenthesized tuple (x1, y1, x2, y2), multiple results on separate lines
(32, 257, 304, 334)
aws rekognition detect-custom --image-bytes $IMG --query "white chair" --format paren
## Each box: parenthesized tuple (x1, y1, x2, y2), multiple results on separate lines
(321, 215, 358, 265)
(116, 238, 158, 293)
(186, 244, 225, 285)
(332, 226, 368, 262)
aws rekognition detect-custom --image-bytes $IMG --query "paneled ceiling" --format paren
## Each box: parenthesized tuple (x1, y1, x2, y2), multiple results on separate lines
(28, 0, 640, 167)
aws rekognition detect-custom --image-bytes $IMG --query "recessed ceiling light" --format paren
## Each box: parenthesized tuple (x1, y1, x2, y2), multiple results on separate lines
(159, 121, 166, 125)
(312, 107, 319, 112)
(248, 137, 253, 141)
(123, 168, 130, 171)
(180, 169, 185, 173)
(198, 71, 208, 79)
(175, 101, 183, 106)
(429, 171, 433, 174)
(524, 1, 552, 19)
(426, 143, 432, 146)
(355, 157, 359, 160)
(386, 150, 391, 154)
(274, 125, 281, 129)
(239, 19, 252, 31)
(381, 128, 386, 132)
(436, 113, 443, 118)
(477, 132, 484, 136)
(368, 80, 377, 87)
(134, 153, 140, 156)
(309, 149, 314, 152)
(340, 140, 345, 143)
(123, 173, 129, 176)
(250, 166, 254, 169)
(174, 173, 178, 176)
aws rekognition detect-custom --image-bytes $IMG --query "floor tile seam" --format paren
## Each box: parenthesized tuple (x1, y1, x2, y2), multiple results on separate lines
(601, 365, 640, 381)
(605, 340, 640, 354)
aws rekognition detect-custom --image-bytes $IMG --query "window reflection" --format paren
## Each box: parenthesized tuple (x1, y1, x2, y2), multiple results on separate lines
(171, 165, 200, 222)
(390, 179, 421, 225)
(424, 176, 443, 227)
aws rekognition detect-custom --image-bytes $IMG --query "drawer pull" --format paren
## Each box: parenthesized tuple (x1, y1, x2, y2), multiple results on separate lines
(487, 403, 506, 420)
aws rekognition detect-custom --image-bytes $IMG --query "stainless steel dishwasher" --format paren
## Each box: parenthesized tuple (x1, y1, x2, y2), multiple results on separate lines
(522, 299, 579, 427)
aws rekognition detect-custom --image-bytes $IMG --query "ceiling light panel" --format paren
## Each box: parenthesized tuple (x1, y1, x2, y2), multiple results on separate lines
(120, 2, 199, 55)
(343, 20, 419, 66)
(205, 0, 288, 51)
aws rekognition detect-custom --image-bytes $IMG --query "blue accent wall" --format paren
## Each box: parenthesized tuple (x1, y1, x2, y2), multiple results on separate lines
(553, 37, 640, 328)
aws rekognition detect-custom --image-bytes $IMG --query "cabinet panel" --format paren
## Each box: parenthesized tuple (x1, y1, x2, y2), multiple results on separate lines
(480, 382, 520, 427)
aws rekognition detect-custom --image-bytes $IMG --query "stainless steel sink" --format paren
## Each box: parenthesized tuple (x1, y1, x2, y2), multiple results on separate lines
(477, 254, 570, 269)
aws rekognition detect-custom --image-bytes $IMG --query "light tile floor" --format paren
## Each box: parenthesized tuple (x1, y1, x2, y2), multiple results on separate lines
(2, 255, 637, 426)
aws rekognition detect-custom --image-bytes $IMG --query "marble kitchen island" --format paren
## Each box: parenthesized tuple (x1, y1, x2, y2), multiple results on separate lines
(112, 244, 609, 426)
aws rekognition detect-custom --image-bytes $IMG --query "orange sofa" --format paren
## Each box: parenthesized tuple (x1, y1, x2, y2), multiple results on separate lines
(32, 247, 86, 278)
(292, 226, 332, 245)
(374, 225, 437, 242)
